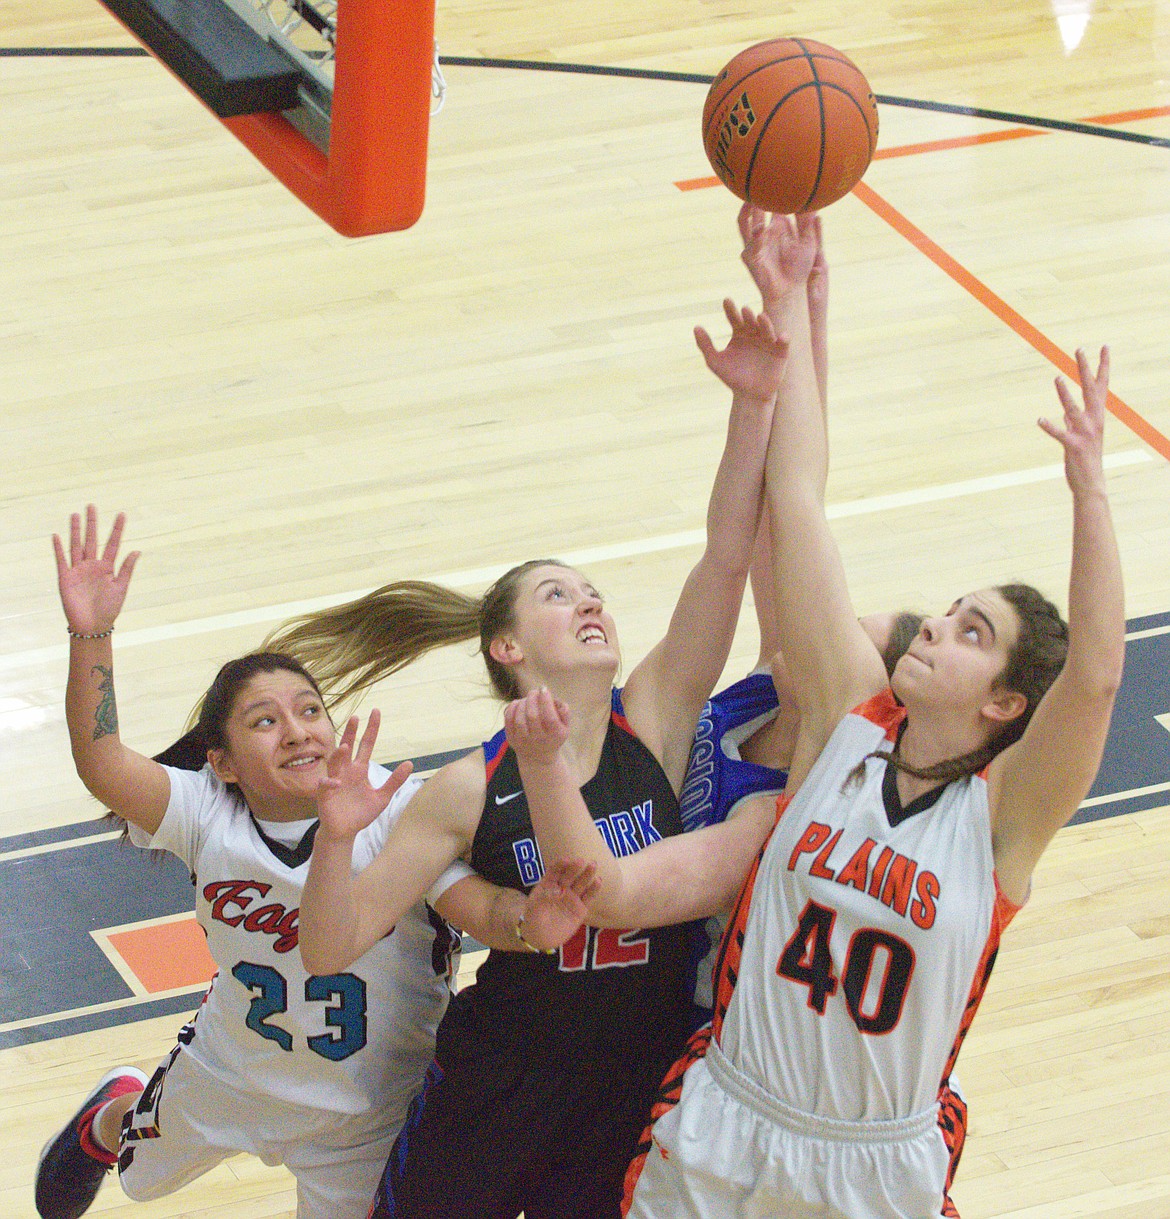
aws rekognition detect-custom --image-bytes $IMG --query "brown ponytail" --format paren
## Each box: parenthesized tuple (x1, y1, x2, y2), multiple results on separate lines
(265, 559, 566, 706)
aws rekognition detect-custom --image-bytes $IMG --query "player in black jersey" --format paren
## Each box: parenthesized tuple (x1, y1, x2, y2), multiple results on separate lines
(281, 300, 791, 1219)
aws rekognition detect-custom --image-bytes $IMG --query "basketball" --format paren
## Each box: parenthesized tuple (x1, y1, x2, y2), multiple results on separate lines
(702, 38, 879, 213)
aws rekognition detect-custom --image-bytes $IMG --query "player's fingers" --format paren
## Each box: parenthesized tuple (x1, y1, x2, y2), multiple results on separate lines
(694, 327, 718, 368)
(83, 504, 99, 561)
(337, 715, 360, 757)
(116, 550, 141, 586)
(379, 760, 414, 798)
(355, 708, 381, 765)
(102, 512, 127, 565)
(69, 512, 82, 566)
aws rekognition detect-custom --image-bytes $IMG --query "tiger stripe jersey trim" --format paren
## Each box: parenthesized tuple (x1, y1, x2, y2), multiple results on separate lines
(620, 1022, 713, 1215)
(709, 802, 777, 1039)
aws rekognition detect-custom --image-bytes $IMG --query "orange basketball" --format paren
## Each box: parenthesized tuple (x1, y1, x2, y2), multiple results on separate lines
(702, 38, 878, 213)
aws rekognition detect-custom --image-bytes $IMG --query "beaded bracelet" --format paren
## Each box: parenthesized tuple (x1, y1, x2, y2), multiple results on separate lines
(66, 627, 114, 640)
(513, 913, 556, 955)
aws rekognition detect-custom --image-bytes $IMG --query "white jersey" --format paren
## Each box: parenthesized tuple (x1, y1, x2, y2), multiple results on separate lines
(714, 690, 1020, 1123)
(129, 765, 460, 1120)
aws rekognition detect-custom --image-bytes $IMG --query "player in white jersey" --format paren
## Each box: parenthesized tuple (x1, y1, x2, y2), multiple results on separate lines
(35, 507, 596, 1219)
(513, 212, 1124, 1218)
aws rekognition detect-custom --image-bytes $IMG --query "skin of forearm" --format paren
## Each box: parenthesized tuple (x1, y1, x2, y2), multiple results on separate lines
(300, 834, 369, 973)
(765, 303, 824, 504)
(517, 754, 628, 918)
(1065, 488, 1125, 694)
(66, 639, 128, 798)
(703, 395, 771, 575)
(438, 883, 528, 952)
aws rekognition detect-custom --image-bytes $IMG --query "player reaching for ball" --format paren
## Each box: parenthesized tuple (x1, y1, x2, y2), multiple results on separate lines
(515, 213, 1124, 1218)
(34, 507, 596, 1219)
(275, 301, 790, 1219)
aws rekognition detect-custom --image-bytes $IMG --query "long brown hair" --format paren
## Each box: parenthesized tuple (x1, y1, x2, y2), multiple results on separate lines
(264, 560, 566, 706)
(875, 583, 1068, 786)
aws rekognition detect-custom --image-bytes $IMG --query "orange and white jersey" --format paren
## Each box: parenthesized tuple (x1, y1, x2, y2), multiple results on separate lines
(713, 690, 1020, 1123)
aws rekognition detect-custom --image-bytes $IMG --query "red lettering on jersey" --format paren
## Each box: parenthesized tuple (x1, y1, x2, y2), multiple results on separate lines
(835, 838, 876, 891)
(868, 846, 894, 898)
(203, 880, 299, 952)
(204, 880, 271, 925)
(788, 822, 832, 871)
(880, 854, 916, 917)
(809, 829, 843, 879)
(910, 870, 940, 929)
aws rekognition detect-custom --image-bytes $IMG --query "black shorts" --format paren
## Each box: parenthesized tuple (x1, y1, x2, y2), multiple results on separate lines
(371, 1050, 674, 1219)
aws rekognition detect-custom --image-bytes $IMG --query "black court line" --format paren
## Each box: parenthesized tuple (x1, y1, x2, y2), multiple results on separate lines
(0, 46, 147, 56)
(3, 46, 1168, 150)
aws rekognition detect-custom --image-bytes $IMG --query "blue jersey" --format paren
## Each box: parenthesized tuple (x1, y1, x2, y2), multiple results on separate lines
(681, 670, 788, 831)
(681, 671, 788, 1017)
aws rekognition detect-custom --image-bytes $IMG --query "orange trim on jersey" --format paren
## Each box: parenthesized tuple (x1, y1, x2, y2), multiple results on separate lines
(483, 736, 509, 785)
(620, 1023, 713, 1215)
(850, 687, 906, 742)
(710, 814, 777, 1040)
(937, 1081, 969, 1217)
(940, 883, 1018, 1085)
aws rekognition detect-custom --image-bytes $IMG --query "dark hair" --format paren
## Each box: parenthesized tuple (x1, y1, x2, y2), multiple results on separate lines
(873, 583, 1068, 786)
(879, 611, 925, 679)
(153, 652, 326, 774)
(264, 559, 567, 706)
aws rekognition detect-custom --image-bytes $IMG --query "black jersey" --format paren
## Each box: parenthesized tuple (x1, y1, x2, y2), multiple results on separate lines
(441, 688, 698, 1070)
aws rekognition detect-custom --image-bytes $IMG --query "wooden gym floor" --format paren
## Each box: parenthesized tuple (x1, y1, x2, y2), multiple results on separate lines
(2, 0, 1169, 1215)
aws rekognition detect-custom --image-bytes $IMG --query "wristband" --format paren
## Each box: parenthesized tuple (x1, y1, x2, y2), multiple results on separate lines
(514, 913, 556, 955)
(66, 627, 114, 640)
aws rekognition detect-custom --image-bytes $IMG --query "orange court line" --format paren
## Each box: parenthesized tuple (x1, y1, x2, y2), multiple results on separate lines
(850, 180, 1170, 462)
(873, 127, 1042, 160)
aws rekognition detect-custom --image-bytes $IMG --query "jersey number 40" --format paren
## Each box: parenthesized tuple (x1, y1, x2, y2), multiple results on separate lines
(776, 900, 915, 1035)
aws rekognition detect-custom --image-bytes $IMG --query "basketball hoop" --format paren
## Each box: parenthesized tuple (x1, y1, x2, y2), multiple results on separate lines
(95, 0, 437, 236)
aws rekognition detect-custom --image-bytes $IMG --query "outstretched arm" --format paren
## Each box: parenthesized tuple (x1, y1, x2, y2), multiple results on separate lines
(508, 689, 773, 926)
(989, 348, 1125, 902)
(54, 506, 170, 832)
(740, 201, 829, 416)
(758, 215, 888, 791)
(624, 301, 788, 786)
(434, 860, 599, 953)
(300, 716, 470, 973)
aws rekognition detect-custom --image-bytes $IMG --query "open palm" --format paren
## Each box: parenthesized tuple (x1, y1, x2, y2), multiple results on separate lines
(53, 505, 139, 634)
(695, 299, 790, 403)
(317, 710, 414, 837)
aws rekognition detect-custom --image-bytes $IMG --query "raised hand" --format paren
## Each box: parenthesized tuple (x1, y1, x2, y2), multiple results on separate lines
(1040, 347, 1109, 495)
(517, 859, 600, 951)
(504, 688, 570, 766)
(694, 298, 790, 404)
(738, 204, 821, 307)
(53, 505, 140, 635)
(317, 709, 414, 840)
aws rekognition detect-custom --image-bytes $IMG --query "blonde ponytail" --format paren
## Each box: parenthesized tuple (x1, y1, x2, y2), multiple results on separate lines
(266, 581, 481, 705)
(265, 558, 567, 707)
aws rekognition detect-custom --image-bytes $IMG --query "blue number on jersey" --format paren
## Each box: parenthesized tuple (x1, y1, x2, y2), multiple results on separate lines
(232, 962, 369, 1059)
(306, 973, 368, 1061)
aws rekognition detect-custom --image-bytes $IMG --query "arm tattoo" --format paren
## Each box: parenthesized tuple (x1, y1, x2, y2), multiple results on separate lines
(91, 665, 119, 741)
